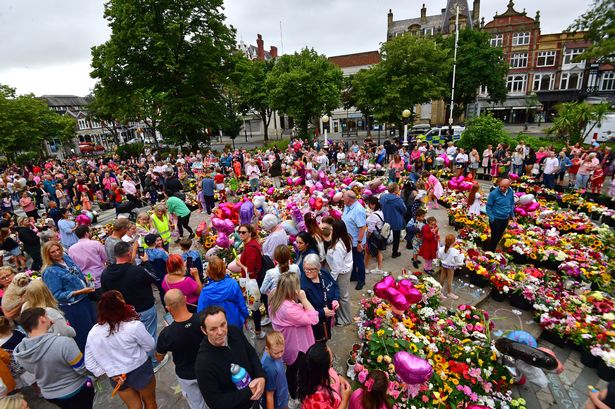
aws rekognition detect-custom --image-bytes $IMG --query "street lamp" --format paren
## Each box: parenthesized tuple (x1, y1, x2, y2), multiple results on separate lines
(402, 109, 411, 146)
(322, 115, 329, 147)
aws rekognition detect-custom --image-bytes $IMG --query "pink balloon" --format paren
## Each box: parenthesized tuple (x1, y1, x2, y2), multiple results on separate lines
(363, 189, 373, 197)
(515, 207, 528, 217)
(308, 197, 316, 210)
(376, 185, 387, 194)
(293, 177, 303, 186)
(315, 182, 323, 191)
(327, 190, 335, 199)
(393, 351, 433, 384)
(396, 279, 415, 297)
(390, 292, 411, 311)
(405, 287, 422, 304)
(448, 180, 459, 190)
(318, 171, 326, 181)
(509, 172, 519, 181)
(374, 276, 396, 299)
(460, 181, 473, 191)
(287, 177, 293, 185)
(330, 209, 342, 219)
(223, 219, 235, 233)
(515, 192, 524, 197)
(267, 187, 275, 195)
(466, 406, 491, 409)
(343, 177, 352, 186)
(526, 201, 540, 212)
(215, 233, 230, 248)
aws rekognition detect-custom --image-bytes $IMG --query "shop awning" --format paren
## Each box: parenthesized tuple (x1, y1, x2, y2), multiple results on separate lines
(480, 99, 538, 110)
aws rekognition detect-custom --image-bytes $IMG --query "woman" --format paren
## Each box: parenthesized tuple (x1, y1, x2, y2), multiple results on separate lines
(468, 148, 480, 179)
(511, 148, 524, 176)
(320, 217, 334, 251)
(388, 155, 404, 183)
(162, 254, 202, 312)
(454, 148, 469, 176)
(300, 254, 340, 341)
(295, 232, 319, 277)
(325, 220, 353, 326)
(525, 147, 537, 176)
(150, 204, 172, 250)
(260, 244, 300, 296)
(576, 152, 599, 190)
(19, 192, 38, 220)
(269, 273, 319, 399)
(305, 213, 326, 262)
(197, 256, 249, 329)
(364, 197, 384, 274)
(21, 279, 76, 337)
(235, 224, 266, 337)
(298, 342, 351, 409)
(85, 291, 157, 409)
(41, 241, 96, 352)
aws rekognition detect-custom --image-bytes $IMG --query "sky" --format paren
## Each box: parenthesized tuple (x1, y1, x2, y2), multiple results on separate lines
(0, 0, 591, 96)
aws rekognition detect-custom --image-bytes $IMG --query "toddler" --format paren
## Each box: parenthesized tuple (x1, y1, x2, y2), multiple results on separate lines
(436, 234, 465, 300)
(418, 216, 439, 274)
(349, 370, 390, 409)
(261, 332, 289, 409)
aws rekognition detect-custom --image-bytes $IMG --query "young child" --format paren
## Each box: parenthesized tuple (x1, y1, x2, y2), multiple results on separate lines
(179, 238, 204, 282)
(407, 208, 426, 252)
(467, 184, 482, 217)
(261, 331, 289, 409)
(418, 216, 439, 274)
(590, 165, 605, 194)
(436, 234, 465, 300)
(80, 191, 91, 211)
(349, 370, 391, 409)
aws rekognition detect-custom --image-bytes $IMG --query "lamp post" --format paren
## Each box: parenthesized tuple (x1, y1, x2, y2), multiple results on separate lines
(322, 115, 329, 147)
(402, 109, 411, 146)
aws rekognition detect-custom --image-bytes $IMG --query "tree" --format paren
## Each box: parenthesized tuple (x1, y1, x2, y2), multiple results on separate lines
(547, 101, 612, 144)
(457, 114, 509, 154)
(235, 57, 275, 141)
(569, 0, 615, 62)
(371, 34, 451, 129)
(90, 0, 237, 148)
(440, 28, 508, 119)
(266, 48, 343, 140)
(0, 85, 75, 160)
(342, 68, 381, 137)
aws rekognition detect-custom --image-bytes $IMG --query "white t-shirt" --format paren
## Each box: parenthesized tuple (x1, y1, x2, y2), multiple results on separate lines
(543, 157, 560, 175)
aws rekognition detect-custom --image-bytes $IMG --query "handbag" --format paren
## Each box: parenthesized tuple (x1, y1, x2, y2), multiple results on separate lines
(239, 268, 262, 312)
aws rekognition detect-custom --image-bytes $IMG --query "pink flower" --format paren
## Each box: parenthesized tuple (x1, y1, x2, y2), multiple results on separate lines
(474, 323, 484, 332)
(358, 370, 368, 383)
(483, 382, 492, 393)
(422, 395, 429, 403)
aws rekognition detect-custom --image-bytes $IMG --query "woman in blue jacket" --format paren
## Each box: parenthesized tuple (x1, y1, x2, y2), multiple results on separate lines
(41, 240, 96, 352)
(300, 254, 340, 341)
(295, 232, 319, 277)
(197, 256, 249, 329)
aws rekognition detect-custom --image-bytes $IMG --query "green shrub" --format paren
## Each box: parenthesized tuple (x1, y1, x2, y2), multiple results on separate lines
(116, 143, 145, 159)
(261, 139, 290, 152)
(15, 152, 40, 166)
(458, 114, 508, 154)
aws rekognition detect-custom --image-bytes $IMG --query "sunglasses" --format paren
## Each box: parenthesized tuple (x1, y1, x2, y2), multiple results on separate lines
(238, 230, 248, 234)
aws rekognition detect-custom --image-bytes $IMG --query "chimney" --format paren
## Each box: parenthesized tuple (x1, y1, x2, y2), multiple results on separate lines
(387, 9, 393, 29)
(420, 4, 427, 22)
(441, 8, 446, 14)
(473, 0, 480, 25)
(256, 34, 264, 60)
(270, 46, 278, 59)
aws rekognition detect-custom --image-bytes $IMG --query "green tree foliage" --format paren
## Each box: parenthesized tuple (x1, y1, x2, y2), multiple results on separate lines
(266, 48, 343, 140)
(441, 29, 508, 119)
(547, 101, 612, 144)
(569, 0, 615, 62)
(457, 114, 509, 154)
(0, 85, 75, 160)
(90, 0, 237, 147)
(342, 68, 381, 136)
(235, 57, 275, 141)
(371, 34, 451, 128)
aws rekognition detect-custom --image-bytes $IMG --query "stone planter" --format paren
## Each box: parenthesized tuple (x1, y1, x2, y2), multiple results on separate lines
(598, 359, 615, 382)
(540, 329, 567, 348)
(491, 290, 508, 302)
(580, 348, 599, 368)
(509, 293, 533, 311)
(470, 272, 490, 288)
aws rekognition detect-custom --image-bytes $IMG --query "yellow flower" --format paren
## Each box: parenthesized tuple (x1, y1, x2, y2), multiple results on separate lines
(384, 355, 392, 364)
(377, 355, 383, 363)
(377, 329, 385, 337)
(409, 344, 419, 353)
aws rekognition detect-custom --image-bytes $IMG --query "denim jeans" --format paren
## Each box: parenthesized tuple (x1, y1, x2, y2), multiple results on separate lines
(138, 305, 158, 361)
(513, 164, 523, 176)
(575, 174, 590, 189)
(350, 246, 366, 285)
(177, 377, 208, 409)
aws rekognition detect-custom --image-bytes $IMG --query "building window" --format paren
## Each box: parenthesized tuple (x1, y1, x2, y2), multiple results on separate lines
(490, 34, 503, 47)
(507, 75, 527, 93)
(422, 27, 434, 36)
(479, 85, 488, 96)
(563, 48, 584, 65)
(533, 73, 554, 91)
(536, 51, 556, 67)
(512, 32, 530, 46)
(77, 119, 87, 130)
(600, 72, 615, 91)
(510, 53, 528, 68)
(560, 72, 583, 90)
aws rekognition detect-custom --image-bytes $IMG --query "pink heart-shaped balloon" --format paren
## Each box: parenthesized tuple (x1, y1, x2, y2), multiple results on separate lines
(466, 406, 490, 409)
(267, 187, 275, 195)
(405, 287, 422, 304)
(390, 292, 411, 311)
(393, 351, 433, 384)
(396, 279, 415, 297)
(374, 276, 396, 298)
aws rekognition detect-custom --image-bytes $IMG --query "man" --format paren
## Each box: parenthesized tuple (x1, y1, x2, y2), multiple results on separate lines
(542, 151, 560, 189)
(101, 241, 159, 358)
(261, 214, 288, 260)
(379, 182, 407, 258)
(43, 174, 57, 202)
(485, 178, 515, 252)
(164, 170, 183, 196)
(104, 218, 131, 264)
(156, 290, 206, 409)
(68, 225, 107, 294)
(201, 170, 216, 215)
(14, 308, 94, 408)
(342, 190, 367, 290)
(195, 306, 265, 409)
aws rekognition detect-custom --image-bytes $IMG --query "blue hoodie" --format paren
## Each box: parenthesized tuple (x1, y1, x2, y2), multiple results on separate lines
(197, 276, 249, 328)
(379, 192, 407, 230)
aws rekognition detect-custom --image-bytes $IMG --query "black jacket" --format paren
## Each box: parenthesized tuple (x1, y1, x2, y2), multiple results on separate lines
(195, 325, 265, 409)
(164, 176, 183, 194)
(101, 263, 157, 313)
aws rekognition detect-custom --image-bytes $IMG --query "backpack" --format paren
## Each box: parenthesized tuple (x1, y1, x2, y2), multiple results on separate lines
(371, 212, 391, 251)
(259, 252, 275, 280)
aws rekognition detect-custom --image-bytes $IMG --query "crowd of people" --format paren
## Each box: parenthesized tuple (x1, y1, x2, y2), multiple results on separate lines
(0, 134, 611, 409)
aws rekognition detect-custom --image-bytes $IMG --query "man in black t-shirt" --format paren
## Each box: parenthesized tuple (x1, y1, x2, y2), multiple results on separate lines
(156, 289, 206, 409)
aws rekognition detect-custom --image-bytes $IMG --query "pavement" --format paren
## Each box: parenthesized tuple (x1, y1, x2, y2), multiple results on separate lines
(21, 174, 605, 408)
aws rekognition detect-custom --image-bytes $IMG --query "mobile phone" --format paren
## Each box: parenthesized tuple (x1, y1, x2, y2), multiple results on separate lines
(186, 257, 193, 270)
(138, 247, 145, 257)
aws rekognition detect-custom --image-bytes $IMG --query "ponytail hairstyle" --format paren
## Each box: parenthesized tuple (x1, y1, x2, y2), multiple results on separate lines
(273, 244, 291, 274)
(361, 370, 393, 409)
(444, 233, 456, 253)
(467, 183, 479, 207)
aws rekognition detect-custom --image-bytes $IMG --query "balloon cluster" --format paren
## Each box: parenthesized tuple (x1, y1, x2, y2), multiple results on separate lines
(447, 174, 476, 191)
(373, 276, 422, 313)
(210, 217, 235, 236)
(514, 193, 541, 217)
(393, 351, 433, 385)
(75, 211, 93, 226)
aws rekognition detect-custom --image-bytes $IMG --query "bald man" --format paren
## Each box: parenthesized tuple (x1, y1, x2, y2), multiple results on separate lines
(485, 178, 516, 252)
(342, 190, 367, 290)
(156, 289, 206, 409)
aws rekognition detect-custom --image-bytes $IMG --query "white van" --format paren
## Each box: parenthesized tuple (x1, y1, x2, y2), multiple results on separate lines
(418, 126, 465, 143)
(584, 113, 615, 144)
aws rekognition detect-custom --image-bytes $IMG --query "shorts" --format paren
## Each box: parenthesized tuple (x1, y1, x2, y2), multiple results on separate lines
(9, 247, 22, 257)
(441, 264, 457, 270)
(109, 359, 154, 391)
(368, 239, 379, 257)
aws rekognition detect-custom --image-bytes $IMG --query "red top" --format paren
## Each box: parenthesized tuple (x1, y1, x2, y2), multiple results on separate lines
(240, 239, 262, 279)
(301, 389, 341, 409)
(418, 224, 438, 260)
(214, 173, 224, 184)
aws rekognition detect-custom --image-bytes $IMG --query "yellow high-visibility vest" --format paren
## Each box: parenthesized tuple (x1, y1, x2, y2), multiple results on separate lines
(151, 214, 171, 244)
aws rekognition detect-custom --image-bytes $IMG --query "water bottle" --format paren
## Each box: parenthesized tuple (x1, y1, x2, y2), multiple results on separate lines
(230, 363, 251, 390)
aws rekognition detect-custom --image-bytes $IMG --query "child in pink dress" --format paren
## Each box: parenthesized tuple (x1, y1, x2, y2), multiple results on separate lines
(349, 370, 390, 409)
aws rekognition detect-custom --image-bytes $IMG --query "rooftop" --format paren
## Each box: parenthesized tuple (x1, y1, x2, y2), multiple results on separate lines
(328, 51, 381, 68)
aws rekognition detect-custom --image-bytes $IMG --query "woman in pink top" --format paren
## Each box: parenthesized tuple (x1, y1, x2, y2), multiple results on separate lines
(19, 192, 38, 219)
(349, 370, 391, 409)
(269, 272, 319, 399)
(162, 254, 202, 312)
(575, 152, 599, 190)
